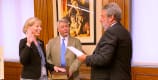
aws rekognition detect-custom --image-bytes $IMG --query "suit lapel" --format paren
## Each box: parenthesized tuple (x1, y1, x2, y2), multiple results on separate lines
(67, 36, 72, 47)
(66, 37, 73, 55)
(28, 39, 39, 54)
(55, 37, 61, 65)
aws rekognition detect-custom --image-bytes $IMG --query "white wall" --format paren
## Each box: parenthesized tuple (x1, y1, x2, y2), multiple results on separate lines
(132, 0, 158, 66)
(0, 0, 34, 62)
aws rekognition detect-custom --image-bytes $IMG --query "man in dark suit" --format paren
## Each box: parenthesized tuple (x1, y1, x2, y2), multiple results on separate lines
(78, 3, 132, 80)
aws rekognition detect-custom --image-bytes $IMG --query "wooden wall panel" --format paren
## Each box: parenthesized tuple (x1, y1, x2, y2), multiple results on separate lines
(4, 62, 22, 80)
(132, 67, 158, 80)
(79, 63, 91, 80)
(4, 62, 91, 80)
(34, 0, 54, 45)
(4, 61, 158, 80)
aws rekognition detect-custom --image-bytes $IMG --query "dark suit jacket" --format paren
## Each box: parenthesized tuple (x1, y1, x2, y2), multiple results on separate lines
(19, 38, 54, 79)
(86, 22, 132, 80)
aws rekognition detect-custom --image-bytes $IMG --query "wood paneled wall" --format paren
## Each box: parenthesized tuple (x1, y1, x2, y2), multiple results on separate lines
(132, 67, 158, 80)
(79, 63, 91, 80)
(34, 0, 54, 45)
(4, 62, 91, 80)
(4, 61, 158, 80)
(4, 62, 22, 80)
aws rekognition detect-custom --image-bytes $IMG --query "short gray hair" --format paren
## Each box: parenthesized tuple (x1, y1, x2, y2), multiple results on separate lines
(57, 18, 70, 27)
(103, 2, 122, 21)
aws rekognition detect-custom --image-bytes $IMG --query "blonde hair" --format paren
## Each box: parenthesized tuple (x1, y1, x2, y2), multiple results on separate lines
(23, 17, 41, 34)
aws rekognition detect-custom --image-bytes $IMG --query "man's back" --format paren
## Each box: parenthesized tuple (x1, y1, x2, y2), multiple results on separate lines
(87, 23, 132, 80)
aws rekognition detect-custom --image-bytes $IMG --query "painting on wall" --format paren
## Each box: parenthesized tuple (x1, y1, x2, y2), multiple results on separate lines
(56, 0, 96, 45)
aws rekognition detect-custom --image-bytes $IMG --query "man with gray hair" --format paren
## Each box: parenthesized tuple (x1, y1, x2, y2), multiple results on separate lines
(77, 3, 132, 80)
(46, 18, 82, 80)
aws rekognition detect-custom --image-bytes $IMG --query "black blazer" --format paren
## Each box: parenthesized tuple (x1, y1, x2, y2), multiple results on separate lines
(86, 22, 132, 80)
(19, 38, 54, 79)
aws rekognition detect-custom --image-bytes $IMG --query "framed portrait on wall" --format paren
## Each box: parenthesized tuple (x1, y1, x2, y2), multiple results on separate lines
(54, 0, 96, 45)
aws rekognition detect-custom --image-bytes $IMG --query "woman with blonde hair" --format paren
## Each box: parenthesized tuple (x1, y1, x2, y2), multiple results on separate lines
(19, 17, 66, 80)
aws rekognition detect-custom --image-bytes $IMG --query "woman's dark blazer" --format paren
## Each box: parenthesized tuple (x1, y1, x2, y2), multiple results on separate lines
(19, 38, 54, 79)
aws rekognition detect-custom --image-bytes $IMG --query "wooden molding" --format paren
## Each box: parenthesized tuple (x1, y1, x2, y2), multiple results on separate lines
(4, 62, 22, 80)
(4, 61, 158, 80)
(132, 66, 158, 80)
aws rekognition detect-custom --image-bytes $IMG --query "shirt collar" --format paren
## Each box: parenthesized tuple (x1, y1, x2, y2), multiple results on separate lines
(110, 22, 117, 27)
(59, 35, 68, 41)
(59, 35, 68, 47)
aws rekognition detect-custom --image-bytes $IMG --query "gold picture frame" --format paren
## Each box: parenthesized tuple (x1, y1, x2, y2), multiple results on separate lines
(54, 0, 96, 45)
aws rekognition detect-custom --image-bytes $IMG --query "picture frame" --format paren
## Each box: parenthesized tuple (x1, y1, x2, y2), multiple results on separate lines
(54, 0, 96, 45)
